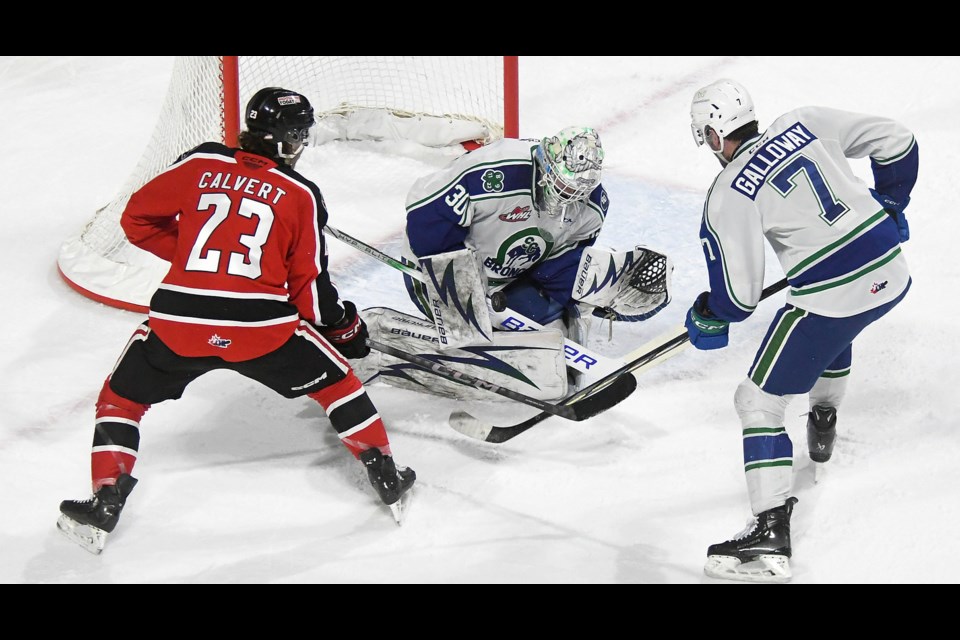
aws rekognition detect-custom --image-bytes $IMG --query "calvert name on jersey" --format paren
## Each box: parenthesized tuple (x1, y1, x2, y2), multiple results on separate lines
(121, 142, 346, 362)
(700, 106, 916, 320)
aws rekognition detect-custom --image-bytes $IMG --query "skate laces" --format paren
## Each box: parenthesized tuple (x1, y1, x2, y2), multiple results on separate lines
(731, 518, 759, 541)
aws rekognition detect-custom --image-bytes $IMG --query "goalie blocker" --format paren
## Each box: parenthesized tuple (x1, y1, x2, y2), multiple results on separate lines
(416, 248, 494, 350)
(572, 246, 673, 321)
(351, 307, 568, 402)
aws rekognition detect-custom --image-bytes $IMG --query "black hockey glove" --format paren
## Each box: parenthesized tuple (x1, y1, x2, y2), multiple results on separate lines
(320, 300, 370, 359)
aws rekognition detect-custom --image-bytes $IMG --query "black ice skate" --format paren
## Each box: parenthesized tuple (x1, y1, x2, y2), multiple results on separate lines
(57, 473, 138, 555)
(360, 448, 415, 525)
(703, 497, 798, 583)
(807, 405, 838, 463)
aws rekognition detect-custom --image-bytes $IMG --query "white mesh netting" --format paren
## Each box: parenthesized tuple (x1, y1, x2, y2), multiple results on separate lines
(58, 56, 510, 310)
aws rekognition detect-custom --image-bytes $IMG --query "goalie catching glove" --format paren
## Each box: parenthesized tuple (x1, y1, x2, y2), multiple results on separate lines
(572, 246, 673, 322)
(319, 300, 370, 358)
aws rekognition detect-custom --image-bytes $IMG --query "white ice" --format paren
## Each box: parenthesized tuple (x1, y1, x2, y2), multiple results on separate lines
(1, 56, 957, 583)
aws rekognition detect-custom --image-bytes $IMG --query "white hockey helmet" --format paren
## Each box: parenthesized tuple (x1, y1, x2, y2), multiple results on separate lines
(690, 79, 755, 151)
(535, 126, 604, 215)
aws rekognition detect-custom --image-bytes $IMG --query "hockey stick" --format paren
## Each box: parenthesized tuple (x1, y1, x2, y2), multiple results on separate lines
(323, 224, 616, 377)
(450, 277, 790, 443)
(324, 224, 424, 282)
(367, 338, 638, 422)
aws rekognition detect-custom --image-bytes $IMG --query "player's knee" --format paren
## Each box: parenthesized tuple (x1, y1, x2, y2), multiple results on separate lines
(308, 370, 363, 409)
(734, 377, 789, 427)
(97, 378, 148, 421)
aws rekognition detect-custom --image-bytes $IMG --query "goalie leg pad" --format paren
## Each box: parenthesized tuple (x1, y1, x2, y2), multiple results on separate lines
(362, 307, 567, 401)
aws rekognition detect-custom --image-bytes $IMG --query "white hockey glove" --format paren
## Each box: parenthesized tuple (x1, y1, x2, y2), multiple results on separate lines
(572, 246, 672, 322)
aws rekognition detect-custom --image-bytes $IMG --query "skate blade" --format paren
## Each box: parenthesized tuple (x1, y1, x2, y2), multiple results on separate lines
(388, 489, 414, 526)
(56, 514, 107, 555)
(389, 500, 404, 526)
(814, 461, 825, 484)
(704, 554, 792, 583)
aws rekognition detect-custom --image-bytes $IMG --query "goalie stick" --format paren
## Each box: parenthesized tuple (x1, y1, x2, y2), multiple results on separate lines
(366, 339, 638, 422)
(450, 278, 790, 443)
(323, 225, 618, 378)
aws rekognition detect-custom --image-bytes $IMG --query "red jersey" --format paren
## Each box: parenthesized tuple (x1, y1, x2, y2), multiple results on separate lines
(121, 142, 346, 362)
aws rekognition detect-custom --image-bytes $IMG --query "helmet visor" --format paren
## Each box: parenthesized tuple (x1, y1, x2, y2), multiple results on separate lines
(691, 122, 706, 147)
(690, 123, 723, 152)
(282, 126, 312, 147)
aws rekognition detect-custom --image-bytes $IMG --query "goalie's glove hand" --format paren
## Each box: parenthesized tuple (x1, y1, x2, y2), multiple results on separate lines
(592, 298, 669, 322)
(870, 188, 910, 242)
(685, 292, 729, 350)
(320, 300, 370, 359)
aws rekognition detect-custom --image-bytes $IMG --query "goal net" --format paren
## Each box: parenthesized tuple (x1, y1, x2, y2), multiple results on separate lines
(58, 55, 519, 312)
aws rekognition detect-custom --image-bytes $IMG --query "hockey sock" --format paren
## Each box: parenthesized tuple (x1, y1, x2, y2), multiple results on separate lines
(308, 372, 390, 458)
(91, 378, 148, 491)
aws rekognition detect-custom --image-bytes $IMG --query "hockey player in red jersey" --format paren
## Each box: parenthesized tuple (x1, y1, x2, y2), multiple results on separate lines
(57, 87, 415, 553)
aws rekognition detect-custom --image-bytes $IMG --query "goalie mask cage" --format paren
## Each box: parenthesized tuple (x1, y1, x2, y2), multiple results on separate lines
(58, 55, 520, 312)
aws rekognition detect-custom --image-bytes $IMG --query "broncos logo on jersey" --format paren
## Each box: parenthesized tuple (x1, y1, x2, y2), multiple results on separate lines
(483, 228, 553, 282)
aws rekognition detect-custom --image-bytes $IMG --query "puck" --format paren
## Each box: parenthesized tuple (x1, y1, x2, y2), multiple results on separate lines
(491, 291, 507, 312)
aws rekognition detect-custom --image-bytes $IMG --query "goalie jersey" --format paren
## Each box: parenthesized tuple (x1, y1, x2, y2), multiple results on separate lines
(403, 138, 609, 310)
(701, 106, 917, 320)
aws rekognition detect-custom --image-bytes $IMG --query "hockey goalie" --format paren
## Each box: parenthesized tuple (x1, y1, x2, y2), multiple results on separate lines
(353, 125, 672, 402)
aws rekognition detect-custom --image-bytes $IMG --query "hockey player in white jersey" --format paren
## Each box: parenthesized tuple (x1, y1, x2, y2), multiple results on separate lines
(684, 79, 917, 582)
(357, 127, 672, 401)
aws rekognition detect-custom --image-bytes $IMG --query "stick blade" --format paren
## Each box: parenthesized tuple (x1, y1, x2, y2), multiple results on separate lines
(448, 374, 637, 444)
(570, 373, 637, 420)
(449, 409, 553, 444)
(449, 410, 494, 441)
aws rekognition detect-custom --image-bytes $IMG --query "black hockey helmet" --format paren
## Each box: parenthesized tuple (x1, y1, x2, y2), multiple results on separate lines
(243, 87, 315, 166)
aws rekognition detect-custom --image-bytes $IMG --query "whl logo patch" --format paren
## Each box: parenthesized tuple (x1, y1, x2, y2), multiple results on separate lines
(870, 280, 888, 294)
(208, 334, 232, 349)
(499, 206, 532, 222)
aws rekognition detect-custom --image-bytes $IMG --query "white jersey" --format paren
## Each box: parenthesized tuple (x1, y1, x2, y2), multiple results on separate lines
(403, 138, 608, 295)
(700, 106, 915, 319)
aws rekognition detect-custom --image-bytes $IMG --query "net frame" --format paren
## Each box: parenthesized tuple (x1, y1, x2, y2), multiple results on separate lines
(57, 56, 519, 312)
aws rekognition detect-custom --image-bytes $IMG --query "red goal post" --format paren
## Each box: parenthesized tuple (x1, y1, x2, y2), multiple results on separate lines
(58, 55, 519, 313)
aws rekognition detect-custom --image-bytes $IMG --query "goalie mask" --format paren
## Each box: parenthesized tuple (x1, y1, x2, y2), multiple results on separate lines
(690, 79, 755, 158)
(244, 87, 315, 166)
(534, 126, 604, 217)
